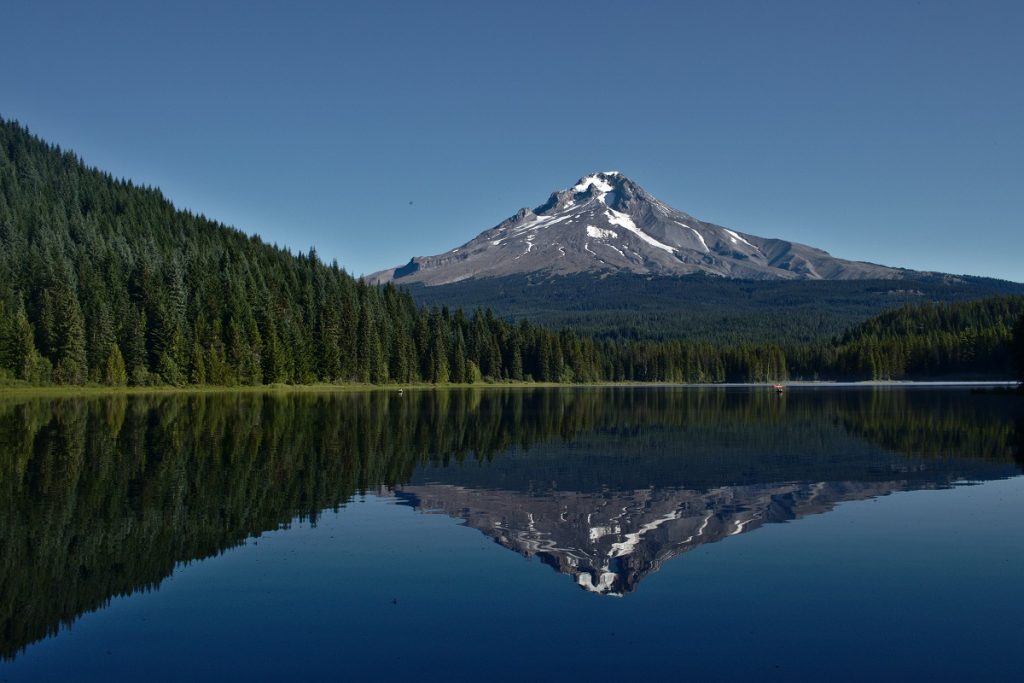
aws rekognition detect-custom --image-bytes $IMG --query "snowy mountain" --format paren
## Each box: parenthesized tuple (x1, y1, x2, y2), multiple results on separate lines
(369, 171, 904, 285)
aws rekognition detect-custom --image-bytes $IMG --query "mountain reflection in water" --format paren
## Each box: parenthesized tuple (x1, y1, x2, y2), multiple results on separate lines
(394, 480, 938, 596)
(1, 387, 1021, 657)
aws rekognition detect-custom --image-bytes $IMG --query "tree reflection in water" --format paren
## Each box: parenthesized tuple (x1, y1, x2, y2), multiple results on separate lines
(1, 387, 1021, 657)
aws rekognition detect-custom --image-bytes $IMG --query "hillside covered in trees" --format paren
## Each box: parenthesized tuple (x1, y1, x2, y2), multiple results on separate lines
(0, 117, 607, 386)
(786, 297, 1024, 380)
(405, 272, 1024, 344)
(0, 117, 1022, 387)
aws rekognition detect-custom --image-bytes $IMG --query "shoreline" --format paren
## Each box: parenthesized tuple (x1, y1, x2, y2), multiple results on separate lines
(0, 379, 1018, 399)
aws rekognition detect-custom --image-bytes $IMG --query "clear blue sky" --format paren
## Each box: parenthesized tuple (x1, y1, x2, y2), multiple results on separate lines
(2, 0, 1022, 281)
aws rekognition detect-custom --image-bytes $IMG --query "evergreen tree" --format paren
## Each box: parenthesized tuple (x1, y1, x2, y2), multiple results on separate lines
(428, 311, 450, 384)
(0, 298, 39, 380)
(104, 345, 128, 386)
(451, 327, 467, 384)
(44, 284, 87, 384)
(124, 306, 149, 385)
(189, 338, 207, 385)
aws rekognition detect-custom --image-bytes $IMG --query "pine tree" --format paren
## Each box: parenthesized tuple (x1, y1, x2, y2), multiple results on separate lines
(226, 317, 248, 386)
(125, 305, 149, 385)
(46, 284, 87, 384)
(428, 311, 450, 383)
(190, 339, 207, 384)
(509, 327, 524, 381)
(451, 327, 467, 384)
(157, 351, 183, 386)
(262, 319, 288, 384)
(0, 298, 39, 380)
(356, 294, 385, 383)
(104, 345, 128, 385)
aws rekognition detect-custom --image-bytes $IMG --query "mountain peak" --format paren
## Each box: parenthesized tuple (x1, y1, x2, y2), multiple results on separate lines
(571, 171, 621, 194)
(569, 171, 644, 200)
(369, 172, 903, 285)
(532, 170, 646, 217)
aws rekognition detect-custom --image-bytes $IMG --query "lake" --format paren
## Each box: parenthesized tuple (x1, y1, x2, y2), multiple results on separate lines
(2, 386, 1023, 681)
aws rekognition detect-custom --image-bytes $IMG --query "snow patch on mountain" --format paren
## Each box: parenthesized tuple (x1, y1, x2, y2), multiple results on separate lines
(605, 243, 627, 259)
(586, 225, 618, 240)
(723, 228, 755, 249)
(606, 209, 675, 253)
(573, 174, 614, 195)
(492, 213, 573, 245)
(675, 222, 709, 252)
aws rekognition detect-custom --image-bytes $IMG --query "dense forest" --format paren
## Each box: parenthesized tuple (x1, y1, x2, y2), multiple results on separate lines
(0, 118, 614, 386)
(1, 117, 1022, 386)
(787, 297, 1024, 381)
(406, 271, 1024, 344)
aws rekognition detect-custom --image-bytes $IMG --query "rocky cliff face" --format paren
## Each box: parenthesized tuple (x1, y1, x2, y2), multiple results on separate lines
(370, 172, 904, 285)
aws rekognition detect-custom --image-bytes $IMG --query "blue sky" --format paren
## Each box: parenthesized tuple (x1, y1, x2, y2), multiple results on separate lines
(2, 0, 1022, 281)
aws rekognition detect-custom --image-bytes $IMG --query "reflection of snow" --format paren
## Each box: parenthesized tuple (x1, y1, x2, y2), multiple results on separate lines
(609, 509, 684, 558)
(577, 571, 622, 596)
(730, 513, 762, 535)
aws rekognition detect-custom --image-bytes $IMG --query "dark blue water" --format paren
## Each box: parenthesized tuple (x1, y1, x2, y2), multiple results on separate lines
(2, 387, 1023, 681)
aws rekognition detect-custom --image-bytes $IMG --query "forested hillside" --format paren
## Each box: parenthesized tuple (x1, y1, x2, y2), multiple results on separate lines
(786, 297, 1024, 380)
(0, 118, 1020, 386)
(0, 118, 604, 386)
(405, 273, 1024, 344)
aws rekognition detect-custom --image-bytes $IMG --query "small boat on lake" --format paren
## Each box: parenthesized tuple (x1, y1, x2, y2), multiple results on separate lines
(773, 384, 785, 393)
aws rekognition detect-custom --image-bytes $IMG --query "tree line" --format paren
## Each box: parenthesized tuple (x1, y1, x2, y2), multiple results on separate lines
(1, 117, 1022, 386)
(406, 271, 1024, 345)
(786, 297, 1024, 381)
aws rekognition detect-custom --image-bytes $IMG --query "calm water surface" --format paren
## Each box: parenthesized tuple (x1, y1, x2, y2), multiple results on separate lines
(1, 387, 1023, 681)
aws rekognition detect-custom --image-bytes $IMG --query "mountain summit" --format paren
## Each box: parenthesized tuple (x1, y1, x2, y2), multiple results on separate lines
(369, 171, 903, 285)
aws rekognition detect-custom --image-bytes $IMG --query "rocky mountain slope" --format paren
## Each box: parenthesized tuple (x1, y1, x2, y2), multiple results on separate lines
(370, 171, 904, 285)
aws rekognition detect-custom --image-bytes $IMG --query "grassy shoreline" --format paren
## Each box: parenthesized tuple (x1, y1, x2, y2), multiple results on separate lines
(0, 380, 582, 399)
(1, 379, 1018, 399)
